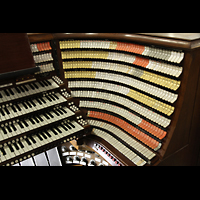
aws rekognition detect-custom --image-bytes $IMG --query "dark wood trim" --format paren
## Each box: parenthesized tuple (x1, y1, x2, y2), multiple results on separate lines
(28, 33, 200, 50)
(53, 33, 200, 50)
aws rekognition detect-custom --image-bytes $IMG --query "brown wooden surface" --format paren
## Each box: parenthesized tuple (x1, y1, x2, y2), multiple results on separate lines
(28, 33, 200, 49)
(27, 33, 54, 43)
(53, 33, 200, 50)
(0, 33, 35, 75)
(138, 33, 200, 41)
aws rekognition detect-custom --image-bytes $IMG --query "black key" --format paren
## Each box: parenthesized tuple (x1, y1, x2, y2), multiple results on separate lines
(26, 101, 32, 108)
(18, 141, 24, 148)
(15, 87, 21, 93)
(4, 89, 10, 96)
(8, 144, 14, 152)
(29, 83, 35, 90)
(45, 95, 52, 102)
(6, 126, 12, 133)
(0, 91, 3, 98)
(8, 88, 14, 95)
(22, 119, 29, 127)
(29, 135, 36, 144)
(44, 130, 51, 138)
(44, 131, 52, 139)
(39, 96, 46, 104)
(64, 123, 72, 130)
(22, 102, 28, 109)
(18, 121, 24, 129)
(47, 112, 54, 118)
(15, 104, 21, 111)
(61, 124, 68, 131)
(53, 127, 60, 134)
(0, 109, 5, 116)
(55, 126, 62, 133)
(36, 133, 43, 141)
(40, 132, 47, 139)
(52, 93, 59, 100)
(42, 80, 48, 86)
(1, 127, 7, 134)
(30, 99, 36, 107)
(49, 94, 56, 101)
(45, 79, 52, 85)
(43, 113, 50, 120)
(35, 98, 42, 105)
(11, 124, 17, 131)
(32, 82, 39, 89)
(56, 109, 63, 115)
(11, 105, 17, 113)
(51, 128, 58, 135)
(29, 118, 36, 125)
(4, 107, 10, 115)
(33, 116, 40, 123)
(25, 138, 32, 146)
(60, 107, 67, 113)
(23, 84, 29, 91)
(17, 87, 23, 93)
(19, 85, 25, 93)
(68, 122, 75, 128)
(52, 110, 60, 116)
(13, 143, 20, 150)
(37, 115, 44, 122)
(0, 147, 6, 155)
(38, 81, 45, 87)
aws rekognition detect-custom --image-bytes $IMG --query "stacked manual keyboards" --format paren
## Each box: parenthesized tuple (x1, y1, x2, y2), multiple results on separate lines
(0, 34, 91, 166)
(58, 36, 187, 166)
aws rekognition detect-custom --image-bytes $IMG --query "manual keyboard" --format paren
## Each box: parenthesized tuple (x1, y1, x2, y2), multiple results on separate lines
(0, 120, 84, 164)
(0, 78, 59, 104)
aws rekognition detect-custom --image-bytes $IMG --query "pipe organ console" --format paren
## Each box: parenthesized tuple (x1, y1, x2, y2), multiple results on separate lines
(1, 33, 200, 166)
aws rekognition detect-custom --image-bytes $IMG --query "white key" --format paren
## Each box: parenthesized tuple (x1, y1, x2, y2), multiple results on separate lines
(21, 139, 32, 152)
(0, 148, 7, 162)
(4, 126, 13, 138)
(28, 136, 38, 149)
(14, 123, 23, 136)
(42, 131, 54, 143)
(4, 145, 14, 159)
(47, 129, 60, 140)
(10, 143, 20, 156)
(12, 142, 23, 156)
(17, 141, 26, 154)
(0, 128, 5, 141)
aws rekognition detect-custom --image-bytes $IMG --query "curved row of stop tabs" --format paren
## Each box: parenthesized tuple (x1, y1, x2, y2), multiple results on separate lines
(30, 42, 52, 53)
(81, 100, 167, 139)
(88, 111, 162, 151)
(60, 40, 184, 64)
